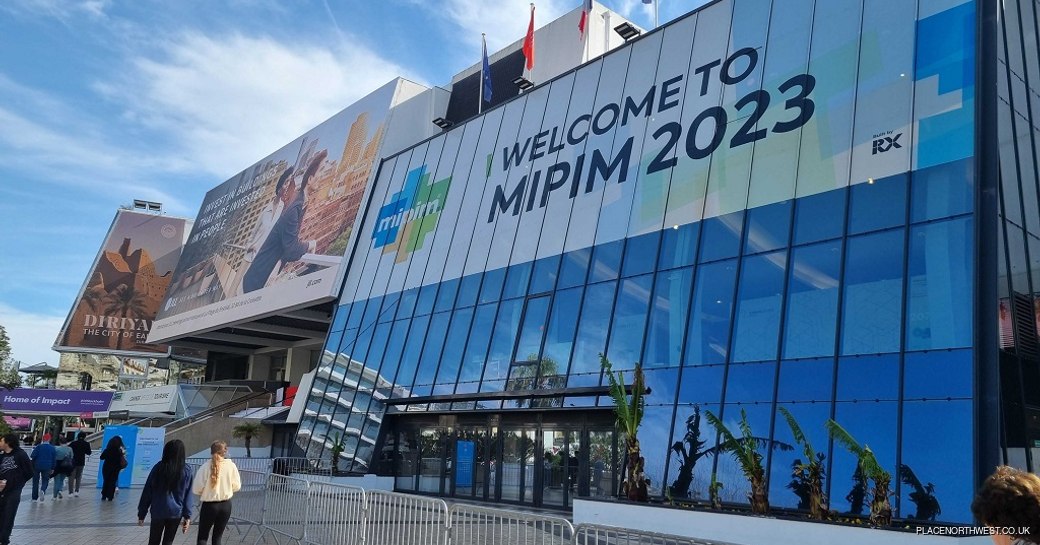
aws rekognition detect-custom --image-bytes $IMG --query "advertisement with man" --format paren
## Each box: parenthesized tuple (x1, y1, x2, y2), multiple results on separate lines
(54, 210, 190, 356)
(149, 80, 403, 343)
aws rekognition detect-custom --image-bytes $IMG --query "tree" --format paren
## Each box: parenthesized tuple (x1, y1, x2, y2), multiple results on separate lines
(330, 432, 346, 473)
(704, 408, 792, 514)
(601, 354, 649, 502)
(103, 284, 148, 350)
(779, 407, 828, 520)
(826, 419, 892, 527)
(899, 464, 941, 521)
(232, 422, 263, 458)
(0, 325, 23, 390)
(669, 406, 723, 499)
(505, 355, 562, 408)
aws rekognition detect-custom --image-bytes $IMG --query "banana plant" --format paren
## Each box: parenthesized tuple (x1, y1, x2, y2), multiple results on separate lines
(601, 354, 648, 502)
(705, 408, 792, 514)
(825, 419, 892, 527)
(778, 407, 828, 519)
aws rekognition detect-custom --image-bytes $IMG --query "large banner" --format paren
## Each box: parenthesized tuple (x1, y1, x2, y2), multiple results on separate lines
(54, 210, 189, 356)
(100, 425, 137, 488)
(0, 388, 113, 416)
(149, 80, 403, 342)
(131, 427, 166, 486)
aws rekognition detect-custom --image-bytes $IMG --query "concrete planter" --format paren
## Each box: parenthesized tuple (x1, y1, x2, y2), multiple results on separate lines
(573, 499, 990, 545)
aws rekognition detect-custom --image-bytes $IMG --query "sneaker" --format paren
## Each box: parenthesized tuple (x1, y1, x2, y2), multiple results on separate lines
(73, 492, 79, 497)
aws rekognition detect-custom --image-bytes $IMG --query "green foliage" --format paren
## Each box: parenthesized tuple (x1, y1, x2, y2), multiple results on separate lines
(600, 354, 648, 502)
(0, 325, 23, 390)
(780, 407, 828, 519)
(232, 422, 263, 458)
(330, 432, 346, 473)
(705, 409, 792, 514)
(709, 473, 724, 510)
(826, 419, 892, 527)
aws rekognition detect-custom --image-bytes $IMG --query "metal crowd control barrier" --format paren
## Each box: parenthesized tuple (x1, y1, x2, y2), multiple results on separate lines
(366, 490, 450, 545)
(255, 474, 310, 545)
(230, 469, 269, 539)
(450, 503, 574, 545)
(304, 481, 367, 545)
(572, 524, 741, 545)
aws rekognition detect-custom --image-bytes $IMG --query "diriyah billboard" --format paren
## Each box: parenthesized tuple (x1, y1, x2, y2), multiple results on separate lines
(150, 79, 413, 342)
(54, 210, 189, 356)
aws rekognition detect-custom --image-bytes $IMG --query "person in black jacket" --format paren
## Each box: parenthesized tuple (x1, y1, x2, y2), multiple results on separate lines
(99, 435, 125, 501)
(68, 431, 92, 497)
(0, 433, 35, 545)
(138, 439, 192, 545)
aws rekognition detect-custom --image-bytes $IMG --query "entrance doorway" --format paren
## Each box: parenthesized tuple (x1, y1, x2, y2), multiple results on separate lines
(384, 412, 618, 508)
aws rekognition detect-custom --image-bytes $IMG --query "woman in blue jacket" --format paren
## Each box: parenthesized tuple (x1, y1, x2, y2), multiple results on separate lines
(137, 439, 192, 545)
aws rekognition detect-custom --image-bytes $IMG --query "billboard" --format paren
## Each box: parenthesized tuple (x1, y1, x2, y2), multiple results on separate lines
(0, 388, 113, 416)
(54, 210, 189, 356)
(340, 0, 976, 306)
(149, 80, 405, 342)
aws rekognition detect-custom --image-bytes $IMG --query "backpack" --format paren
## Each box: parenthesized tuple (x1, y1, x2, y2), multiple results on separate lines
(56, 454, 73, 475)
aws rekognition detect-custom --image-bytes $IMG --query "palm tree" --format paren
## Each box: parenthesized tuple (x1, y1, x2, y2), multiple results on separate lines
(103, 284, 148, 350)
(669, 406, 723, 499)
(704, 408, 792, 514)
(232, 422, 263, 458)
(826, 419, 892, 527)
(330, 432, 346, 473)
(601, 354, 648, 502)
(778, 407, 828, 519)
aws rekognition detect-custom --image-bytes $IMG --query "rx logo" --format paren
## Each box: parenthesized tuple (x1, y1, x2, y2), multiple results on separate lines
(872, 133, 903, 155)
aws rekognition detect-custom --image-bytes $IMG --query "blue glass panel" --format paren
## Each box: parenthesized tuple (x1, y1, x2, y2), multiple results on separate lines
(732, 251, 787, 362)
(415, 283, 438, 316)
(434, 278, 460, 312)
(515, 296, 551, 362)
(606, 274, 654, 370)
(900, 400, 973, 523)
(641, 368, 680, 406)
(836, 354, 898, 401)
(676, 364, 725, 405)
(362, 323, 392, 383)
(622, 231, 661, 278)
(432, 307, 475, 391)
(479, 268, 506, 304)
(783, 241, 841, 359)
(769, 402, 831, 509)
(904, 349, 972, 399)
(529, 255, 561, 294)
(559, 247, 592, 288)
(350, 328, 374, 376)
(569, 282, 617, 385)
(699, 211, 744, 263)
(794, 188, 846, 245)
(744, 200, 792, 255)
(830, 402, 897, 516)
(391, 314, 430, 395)
(330, 305, 349, 334)
(685, 260, 738, 366)
(643, 267, 694, 368)
(776, 358, 834, 402)
(640, 405, 677, 496)
(658, 222, 700, 271)
(378, 293, 400, 324)
(457, 274, 482, 308)
(480, 299, 523, 385)
(413, 311, 451, 388)
(712, 405, 771, 505)
(361, 296, 383, 326)
(346, 300, 367, 330)
(666, 403, 720, 500)
(590, 240, 624, 283)
(458, 303, 496, 386)
(321, 329, 346, 368)
(906, 217, 974, 350)
(841, 229, 905, 355)
(398, 288, 419, 319)
(375, 318, 411, 397)
(543, 287, 582, 379)
(502, 262, 533, 300)
(911, 157, 974, 223)
(723, 362, 776, 404)
(848, 173, 907, 234)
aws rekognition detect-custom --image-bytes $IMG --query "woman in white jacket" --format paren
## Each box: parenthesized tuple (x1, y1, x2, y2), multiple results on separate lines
(192, 441, 241, 545)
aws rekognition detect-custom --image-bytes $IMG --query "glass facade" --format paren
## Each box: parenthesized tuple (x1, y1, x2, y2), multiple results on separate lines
(297, 0, 990, 525)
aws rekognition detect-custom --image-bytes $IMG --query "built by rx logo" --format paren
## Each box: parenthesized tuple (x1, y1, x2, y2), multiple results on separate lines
(872, 131, 903, 155)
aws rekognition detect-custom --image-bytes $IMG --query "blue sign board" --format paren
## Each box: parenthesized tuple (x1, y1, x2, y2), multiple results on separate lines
(455, 440, 474, 488)
(99, 425, 138, 489)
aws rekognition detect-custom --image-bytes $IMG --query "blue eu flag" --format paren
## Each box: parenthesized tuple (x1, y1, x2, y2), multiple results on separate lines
(481, 36, 492, 104)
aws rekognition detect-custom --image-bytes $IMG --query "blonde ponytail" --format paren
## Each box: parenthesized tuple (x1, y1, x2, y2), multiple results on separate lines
(209, 440, 227, 487)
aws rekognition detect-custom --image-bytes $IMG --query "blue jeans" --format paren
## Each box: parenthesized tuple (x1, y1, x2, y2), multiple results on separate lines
(31, 470, 50, 500)
(52, 473, 67, 498)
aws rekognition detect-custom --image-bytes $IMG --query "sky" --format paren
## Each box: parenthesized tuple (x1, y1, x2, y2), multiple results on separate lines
(0, 0, 704, 369)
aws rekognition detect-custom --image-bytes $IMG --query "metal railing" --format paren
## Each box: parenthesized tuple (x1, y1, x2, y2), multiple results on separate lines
(220, 473, 731, 545)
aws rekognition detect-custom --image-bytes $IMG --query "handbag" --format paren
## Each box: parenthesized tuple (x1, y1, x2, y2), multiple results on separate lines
(119, 454, 128, 469)
(57, 456, 74, 475)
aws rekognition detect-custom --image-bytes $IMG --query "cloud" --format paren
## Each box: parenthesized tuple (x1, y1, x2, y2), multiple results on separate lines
(0, 0, 110, 21)
(96, 32, 415, 179)
(405, 0, 572, 52)
(0, 304, 64, 367)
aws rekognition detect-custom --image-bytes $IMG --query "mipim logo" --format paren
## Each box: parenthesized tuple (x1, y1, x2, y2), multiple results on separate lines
(872, 131, 903, 155)
(372, 165, 451, 262)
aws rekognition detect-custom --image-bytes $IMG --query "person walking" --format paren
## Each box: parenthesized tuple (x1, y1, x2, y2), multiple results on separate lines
(972, 465, 1040, 544)
(29, 437, 55, 503)
(138, 440, 192, 545)
(51, 437, 73, 500)
(69, 431, 91, 497)
(99, 435, 126, 501)
(192, 441, 241, 545)
(0, 434, 34, 545)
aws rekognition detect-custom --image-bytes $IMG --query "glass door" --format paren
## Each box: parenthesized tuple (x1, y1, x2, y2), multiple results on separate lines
(418, 427, 450, 494)
(453, 426, 491, 500)
(587, 428, 617, 498)
(499, 427, 537, 503)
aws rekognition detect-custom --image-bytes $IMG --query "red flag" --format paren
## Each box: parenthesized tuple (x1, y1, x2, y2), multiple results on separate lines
(523, 4, 535, 71)
(578, 0, 593, 39)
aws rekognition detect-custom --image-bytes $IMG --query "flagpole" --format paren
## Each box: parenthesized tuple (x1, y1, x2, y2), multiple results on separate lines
(479, 33, 485, 114)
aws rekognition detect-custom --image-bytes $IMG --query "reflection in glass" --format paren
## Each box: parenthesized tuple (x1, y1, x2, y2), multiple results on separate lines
(906, 217, 973, 350)
(699, 212, 744, 263)
(783, 242, 841, 359)
(776, 358, 833, 403)
(606, 275, 654, 369)
(794, 188, 845, 245)
(849, 173, 907, 234)
(529, 255, 561, 294)
(666, 404, 719, 501)
(732, 251, 787, 362)
(836, 354, 898, 401)
(830, 402, 897, 515)
(433, 308, 475, 394)
(590, 240, 624, 283)
(643, 267, 694, 368)
(841, 229, 905, 355)
(686, 260, 738, 365)
(458, 304, 497, 384)
(658, 222, 699, 271)
(480, 268, 507, 304)
(480, 299, 523, 385)
(903, 350, 972, 400)
(768, 403, 830, 509)
(623, 231, 661, 278)
(901, 400, 972, 522)
(503, 262, 533, 299)
(569, 282, 617, 383)
(744, 200, 792, 255)
(911, 157, 973, 222)
(559, 247, 591, 289)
